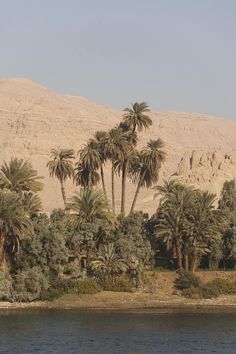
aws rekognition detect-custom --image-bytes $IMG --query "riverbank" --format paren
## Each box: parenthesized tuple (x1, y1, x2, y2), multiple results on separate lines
(1, 291, 236, 312)
(1, 271, 236, 312)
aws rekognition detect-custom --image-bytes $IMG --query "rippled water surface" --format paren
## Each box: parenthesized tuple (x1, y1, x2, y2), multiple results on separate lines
(0, 310, 236, 353)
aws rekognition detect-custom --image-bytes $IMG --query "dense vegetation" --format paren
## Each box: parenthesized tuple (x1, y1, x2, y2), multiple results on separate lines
(0, 102, 235, 302)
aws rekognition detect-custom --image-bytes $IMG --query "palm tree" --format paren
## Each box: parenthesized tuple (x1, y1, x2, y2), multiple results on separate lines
(155, 185, 193, 271)
(130, 139, 166, 213)
(123, 102, 152, 134)
(74, 162, 100, 188)
(154, 179, 182, 203)
(47, 149, 75, 208)
(103, 127, 128, 214)
(0, 158, 43, 193)
(115, 127, 138, 215)
(90, 243, 127, 278)
(120, 103, 152, 214)
(0, 190, 32, 269)
(22, 192, 42, 217)
(93, 131, 108, 197)
(185, 191, 226, 271)
(66, 188, 114, 230)
(74, 138, 105, 191)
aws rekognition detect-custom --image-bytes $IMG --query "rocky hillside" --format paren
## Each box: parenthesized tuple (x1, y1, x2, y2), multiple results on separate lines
(0, 78, 236, 214)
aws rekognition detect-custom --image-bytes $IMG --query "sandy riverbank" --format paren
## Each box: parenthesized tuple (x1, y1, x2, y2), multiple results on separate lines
(0, 291, 236, 312)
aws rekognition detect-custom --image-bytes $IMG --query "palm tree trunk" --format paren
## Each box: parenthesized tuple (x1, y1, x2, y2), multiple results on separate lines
(184, 255, 189, 272)
(130, 175, 143, 214)
(60, 180, 67, 209)
(121, 159, 128, 214)
(175, 237, 183, 271)
(191, 254, 197, 272)
(0, 234, 6, 270)
(100, 166, 107, 197)
(111, 165, 115, 214)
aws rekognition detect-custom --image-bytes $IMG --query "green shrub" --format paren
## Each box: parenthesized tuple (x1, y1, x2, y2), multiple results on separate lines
(182, 287, 203, 299)
(101, 276, 133, 292)
(14, 267, 49, 302)
(181, 278, 236, 299)
(201, 285, 219, 299)
(0, 271, 13, 301)
(72, 279, 101, 295)
(174, 272, 201, 290)
(206, 279, 236, 295)
(40, 287, 64, 301)
(40, 277, 101, 301)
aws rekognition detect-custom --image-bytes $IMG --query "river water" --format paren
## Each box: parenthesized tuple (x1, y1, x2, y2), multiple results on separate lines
(0, 310, 235, 353)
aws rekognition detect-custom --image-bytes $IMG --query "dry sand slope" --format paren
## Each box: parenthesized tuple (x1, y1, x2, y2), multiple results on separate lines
(0, 78, 236, 214)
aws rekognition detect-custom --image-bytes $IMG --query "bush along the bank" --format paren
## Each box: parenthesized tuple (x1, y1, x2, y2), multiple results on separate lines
(101, 276, 133, 292)
(175, 272, 236, 299)
(174, 271, 201, 290)
(40, 276, 102, 302)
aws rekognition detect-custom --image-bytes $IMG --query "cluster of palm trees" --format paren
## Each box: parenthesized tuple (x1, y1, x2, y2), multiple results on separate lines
(47, 102, 166, 216)
(154, 180, 226, 271)
(0, 158, 43, 269)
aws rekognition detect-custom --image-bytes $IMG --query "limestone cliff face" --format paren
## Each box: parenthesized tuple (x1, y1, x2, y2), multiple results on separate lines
(176, 150, 236, 195)
(0, 78, 236, 214)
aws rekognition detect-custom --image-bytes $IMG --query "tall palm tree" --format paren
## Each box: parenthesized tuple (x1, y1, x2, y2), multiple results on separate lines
(116, 127, 138, 215)
(123, 102, 152, 134)
(120, 102, 152, 214)
(93, 131, 108, 197)
(102, 127, 127, 214)
(0, 158, 43, 193)
(66, 188, 114, 230)
(130, 139, 166, 213)
(0, 190, 32, 269)
(47, 149, 75, 208)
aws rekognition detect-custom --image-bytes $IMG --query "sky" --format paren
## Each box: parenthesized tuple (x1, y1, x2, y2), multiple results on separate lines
(1, 0, 236, 119)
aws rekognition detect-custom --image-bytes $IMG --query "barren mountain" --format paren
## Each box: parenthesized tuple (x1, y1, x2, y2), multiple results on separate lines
(0, 78, 236, 214)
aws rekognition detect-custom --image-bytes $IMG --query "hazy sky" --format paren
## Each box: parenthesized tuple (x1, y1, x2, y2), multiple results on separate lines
(1, 0, 236, 118)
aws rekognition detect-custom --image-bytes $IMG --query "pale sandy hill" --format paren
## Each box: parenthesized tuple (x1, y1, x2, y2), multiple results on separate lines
(0, 78, 236, 214)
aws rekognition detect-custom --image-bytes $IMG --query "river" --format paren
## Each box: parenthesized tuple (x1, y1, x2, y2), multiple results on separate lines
(0, 310, 235, 353)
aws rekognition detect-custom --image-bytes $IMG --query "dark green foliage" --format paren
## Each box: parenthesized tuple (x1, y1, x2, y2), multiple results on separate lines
(40, 275, 74, 301)
(0, 271, 13, 301)
(203, 278, 236, 295)
(218, 180, 236, 213)
(174, 272, 201, 290)
(181, 278, 236, 299)
(115, 212, 153, 266)
(218, 180, 236, 269)
(14, 214, 68, 274)
(154, 181, 226, 271)
(101, 276, 133, 292)
(223, 226, 236, 268)
(40, 277, 101, 301)
(14, 266, 49, 302)
(72, 279, 101, 294)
